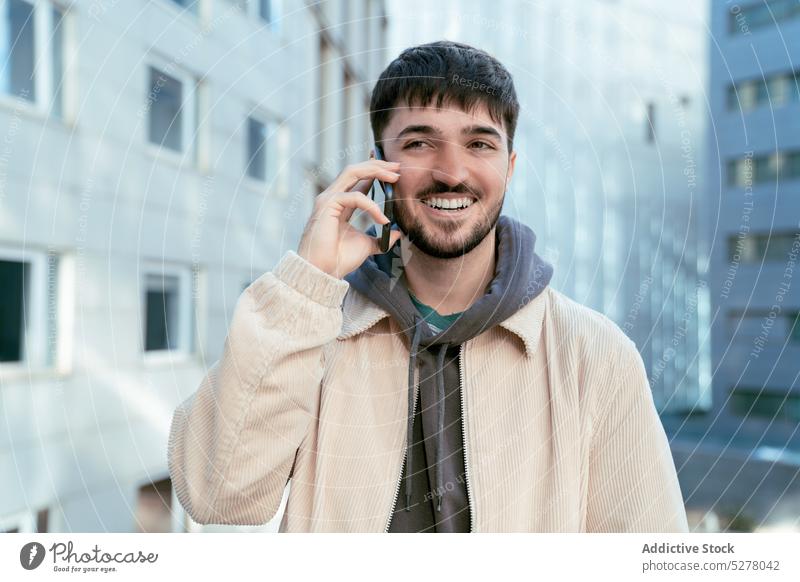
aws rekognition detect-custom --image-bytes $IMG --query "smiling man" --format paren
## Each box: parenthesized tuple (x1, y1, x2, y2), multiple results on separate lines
(168, 41, 689, 533)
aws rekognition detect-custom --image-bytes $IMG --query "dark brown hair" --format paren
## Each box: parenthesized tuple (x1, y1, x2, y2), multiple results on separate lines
(370, 40, 520, 153)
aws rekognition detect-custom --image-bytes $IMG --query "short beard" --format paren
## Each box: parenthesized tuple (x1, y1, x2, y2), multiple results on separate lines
(392, 193, 504, 260)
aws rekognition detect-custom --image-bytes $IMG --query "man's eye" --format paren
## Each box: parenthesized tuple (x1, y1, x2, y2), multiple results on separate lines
(404, 140, 427, 149)
(470, 141, 494, 150)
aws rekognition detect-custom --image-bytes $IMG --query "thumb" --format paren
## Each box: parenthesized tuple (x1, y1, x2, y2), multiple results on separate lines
(369, 228, 404, 255)
(386, 228, 404, 250)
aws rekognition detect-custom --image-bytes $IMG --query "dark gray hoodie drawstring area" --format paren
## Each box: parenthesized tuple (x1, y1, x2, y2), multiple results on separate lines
(345, 215, 554, 527)
(405, 314, 450, 513)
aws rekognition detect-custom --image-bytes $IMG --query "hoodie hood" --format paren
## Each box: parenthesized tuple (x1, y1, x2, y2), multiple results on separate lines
(344, 215, 554, 514)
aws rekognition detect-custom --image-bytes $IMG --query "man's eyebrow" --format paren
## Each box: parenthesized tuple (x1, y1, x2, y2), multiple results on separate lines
(395, 125, 442, 139)
(394, 124, 504, 141)
(461, 125, 503, 141)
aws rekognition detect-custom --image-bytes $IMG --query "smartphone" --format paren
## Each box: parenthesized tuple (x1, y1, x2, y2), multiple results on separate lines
(372, 144, 395, 253)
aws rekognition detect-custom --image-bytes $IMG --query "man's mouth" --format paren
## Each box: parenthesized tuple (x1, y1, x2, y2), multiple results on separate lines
(419, 195, 477, 213)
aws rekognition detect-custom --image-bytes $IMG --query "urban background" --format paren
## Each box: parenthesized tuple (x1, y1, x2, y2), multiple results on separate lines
(0, 0, 797, 533)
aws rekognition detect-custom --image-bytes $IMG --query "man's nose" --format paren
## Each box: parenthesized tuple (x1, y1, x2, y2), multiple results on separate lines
(430, 143, 470, 188)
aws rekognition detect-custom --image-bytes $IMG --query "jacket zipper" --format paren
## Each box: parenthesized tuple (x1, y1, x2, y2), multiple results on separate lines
(385, 378, 420, 532)
(459, 342, 474, 532)
(384, 344, 474, 532)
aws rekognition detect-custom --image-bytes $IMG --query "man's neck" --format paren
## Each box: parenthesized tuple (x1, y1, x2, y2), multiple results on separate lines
(403, 228, 497, 316)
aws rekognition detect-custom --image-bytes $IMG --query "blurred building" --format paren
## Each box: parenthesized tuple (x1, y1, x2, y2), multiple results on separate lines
(671, 0, 800, 532)
(390, 0, 712, 417)
(389, 0, 713, 508)
(0, 0, 387, 533)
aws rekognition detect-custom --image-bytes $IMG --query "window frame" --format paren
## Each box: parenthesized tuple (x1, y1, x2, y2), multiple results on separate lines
(0, 0, 68, 119)
(243, 108, 284, 193)
(157, 0, 203, 19)
(645, 101, 656, 144)
(728, 231, 800, 263)
(728, 70, 800, 112)
(140, 261, 194, 362)
(258, 0, 282, 31)
(0, 246, 49, 372)
(789, 312, 800, 344)
(231, 0, 282, 32)
(727, 150, 800, 186)
(730, 387, 800, 424)
(245, 115, 269, 182)
(145, 59, 199, 164)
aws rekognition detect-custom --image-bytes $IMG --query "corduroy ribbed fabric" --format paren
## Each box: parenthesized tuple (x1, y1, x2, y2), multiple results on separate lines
(167, 250, 689, 533)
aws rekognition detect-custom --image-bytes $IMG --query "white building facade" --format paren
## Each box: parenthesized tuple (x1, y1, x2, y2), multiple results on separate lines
(0, 0, 387, 533)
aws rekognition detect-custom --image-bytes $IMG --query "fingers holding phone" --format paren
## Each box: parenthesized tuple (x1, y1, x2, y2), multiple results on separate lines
(327, 158, 399, 196)
(297, 160, 403, 279)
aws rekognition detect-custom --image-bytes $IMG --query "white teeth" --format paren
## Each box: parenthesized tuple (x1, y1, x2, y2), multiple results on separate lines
(425, 197, 474, 210)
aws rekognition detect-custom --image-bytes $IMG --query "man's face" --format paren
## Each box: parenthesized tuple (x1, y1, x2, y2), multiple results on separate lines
(380, 103, 516, 259)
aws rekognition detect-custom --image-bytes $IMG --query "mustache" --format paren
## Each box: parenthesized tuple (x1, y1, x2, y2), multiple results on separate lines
(415, 179, 480, 199)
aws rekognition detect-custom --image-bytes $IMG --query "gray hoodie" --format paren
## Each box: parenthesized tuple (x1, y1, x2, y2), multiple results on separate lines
(345, 215, 553, 531)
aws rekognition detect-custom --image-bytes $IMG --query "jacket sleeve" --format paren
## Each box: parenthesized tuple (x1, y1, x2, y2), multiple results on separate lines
(585, 337, 689, 533)
(167, 251, 349, 526)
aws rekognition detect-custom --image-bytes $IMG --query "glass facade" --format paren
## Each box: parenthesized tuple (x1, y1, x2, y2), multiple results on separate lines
(728, 0, 800, 34)
(730, 389, 800, 423)
(705, 0, 800, 525)
(728, 151, 800, 186)
(728, 232, 800, 262)
(389, 0, 711, 415)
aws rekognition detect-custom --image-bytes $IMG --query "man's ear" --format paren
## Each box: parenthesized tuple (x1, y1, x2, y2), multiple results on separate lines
(506, 150, 517, 187)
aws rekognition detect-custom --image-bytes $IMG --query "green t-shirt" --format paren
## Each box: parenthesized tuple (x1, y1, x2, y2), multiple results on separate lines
(409, 292, 463, 334)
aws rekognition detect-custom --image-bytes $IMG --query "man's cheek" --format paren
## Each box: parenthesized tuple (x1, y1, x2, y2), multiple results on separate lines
(393, 181, 415, 204)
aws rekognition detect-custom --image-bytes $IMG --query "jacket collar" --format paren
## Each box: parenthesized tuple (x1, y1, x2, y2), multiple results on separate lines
(337, 287, 549, 358)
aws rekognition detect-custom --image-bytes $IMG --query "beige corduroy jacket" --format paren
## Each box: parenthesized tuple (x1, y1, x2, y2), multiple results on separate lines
(167, 251, 689, 533)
